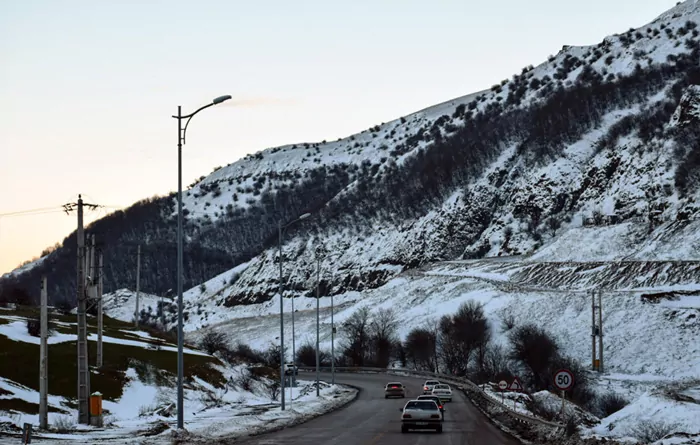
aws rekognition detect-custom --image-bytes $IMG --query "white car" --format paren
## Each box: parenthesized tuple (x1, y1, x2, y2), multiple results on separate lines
(283, 363, 298, 375)
(422, 379, 441, 395)
(431, 383, 453, 402)
(400, 399, 443, 433)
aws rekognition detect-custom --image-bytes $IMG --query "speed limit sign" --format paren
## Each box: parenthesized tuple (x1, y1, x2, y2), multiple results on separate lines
(553, 369, 574, 391)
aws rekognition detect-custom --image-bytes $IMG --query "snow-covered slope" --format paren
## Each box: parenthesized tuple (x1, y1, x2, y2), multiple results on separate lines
(91, 3, 700, 442)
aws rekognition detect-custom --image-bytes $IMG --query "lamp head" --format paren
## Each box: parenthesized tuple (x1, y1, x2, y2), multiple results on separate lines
(213, 95, 232, 105)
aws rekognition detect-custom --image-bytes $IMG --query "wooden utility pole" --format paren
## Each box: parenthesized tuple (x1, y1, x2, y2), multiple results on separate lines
(97, 249, 104, 368)
(135, 245, 141, 326)
(39, 276, 48, 430)
(591, 290, 597, 370)
(63, 194, 98, 425)
(591, 289, 604, 372)
(598, 290, 604, 372)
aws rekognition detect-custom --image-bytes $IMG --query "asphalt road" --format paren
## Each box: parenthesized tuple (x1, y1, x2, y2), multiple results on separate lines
(234, 371, 521, 445)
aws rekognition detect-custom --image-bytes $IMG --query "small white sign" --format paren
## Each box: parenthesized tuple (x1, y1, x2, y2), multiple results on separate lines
(498, 380, 508, 390)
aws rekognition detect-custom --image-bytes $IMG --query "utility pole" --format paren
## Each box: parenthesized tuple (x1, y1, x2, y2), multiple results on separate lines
(598, 290, 604, 373)
(135, 245, 141, 327)
(39, 276, 48, 430)
(315, 255, 320, 397)
(591, 289, 604, 372)
(591, 290, 597, 371)
(97, 249, 104, 368)
(63, 194, 98, 425)
(278, 221, 285, 411)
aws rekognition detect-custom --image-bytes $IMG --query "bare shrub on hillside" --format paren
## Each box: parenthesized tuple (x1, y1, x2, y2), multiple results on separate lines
(265, 381, 281, 401)
(500, 313, 516, 332)
(26, 316, 55, 337)
(597, 392, 629, 418)
(629, 419, 680, 443)
(232, 368, 253, 392)
(52, 415, 76, 433)
(199, 331, 230, 355)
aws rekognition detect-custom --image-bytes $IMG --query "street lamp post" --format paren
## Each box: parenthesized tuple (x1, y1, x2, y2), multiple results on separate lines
(315, 249, 342, 386)
(277, 212, 310, 411)
(172, 94, 230, 430)
(315, 254, 320, 396)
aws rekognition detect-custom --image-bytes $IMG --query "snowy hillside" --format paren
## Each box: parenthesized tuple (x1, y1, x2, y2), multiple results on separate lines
(165, 0, 700, 308)
(0, 307, 355, 443)
(4, 0, 700, 310)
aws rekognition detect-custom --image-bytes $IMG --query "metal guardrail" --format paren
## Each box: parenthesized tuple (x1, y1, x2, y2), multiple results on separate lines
(298, 366, 564, 429)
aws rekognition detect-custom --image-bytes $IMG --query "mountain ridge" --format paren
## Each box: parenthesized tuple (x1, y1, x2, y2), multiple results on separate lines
(2, 0, 700, 307)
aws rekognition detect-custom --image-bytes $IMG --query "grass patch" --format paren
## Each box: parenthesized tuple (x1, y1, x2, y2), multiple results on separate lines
(0, 398, 67, 415)
(0, 310, 226, 411)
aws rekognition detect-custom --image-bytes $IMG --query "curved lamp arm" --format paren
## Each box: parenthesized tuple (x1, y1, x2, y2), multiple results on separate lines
(172, 95, 231, 145)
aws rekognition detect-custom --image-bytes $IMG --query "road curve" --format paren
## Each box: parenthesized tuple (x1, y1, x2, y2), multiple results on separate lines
(232, 371, 521, 445)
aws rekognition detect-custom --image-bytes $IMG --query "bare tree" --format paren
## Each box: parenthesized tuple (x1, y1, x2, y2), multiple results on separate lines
(508, 323, 559, 390)
(404, 327, 437, 371)
(369, 308, 399, 367)
(437, 315, 463, 375)
(341, 307, 372, 366)
(452, 300, 489, 372)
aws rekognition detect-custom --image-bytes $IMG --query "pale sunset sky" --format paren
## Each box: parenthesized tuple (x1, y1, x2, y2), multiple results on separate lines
(0, 0, 681, 274)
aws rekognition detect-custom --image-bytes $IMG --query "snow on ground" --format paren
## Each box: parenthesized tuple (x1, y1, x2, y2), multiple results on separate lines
(103, 288, 167, 323)
(0, 373, 356, 444)
(142, 256, 700, 442)
(0, 317, 206, 356)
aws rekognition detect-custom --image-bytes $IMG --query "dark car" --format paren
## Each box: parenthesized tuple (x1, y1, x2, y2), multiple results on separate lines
(384, 382, 406, 398)
(417, 394, 445, 416)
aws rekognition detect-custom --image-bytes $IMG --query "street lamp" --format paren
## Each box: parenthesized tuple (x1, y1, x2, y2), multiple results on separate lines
(278, 212, 310, 411)
(172, 94, 231, 430)
(317, 251, 342, 386)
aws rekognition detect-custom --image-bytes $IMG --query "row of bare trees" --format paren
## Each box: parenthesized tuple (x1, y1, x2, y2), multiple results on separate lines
(340, 306, 400, 367)
(402, 300, 496, 381)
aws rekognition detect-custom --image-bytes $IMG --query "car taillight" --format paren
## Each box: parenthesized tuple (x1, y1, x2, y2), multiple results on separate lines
(439, 405, 443, 409)
(430, 414, 440, 419)
(424, 386, 428, 390)
(402, 414, 411, 418)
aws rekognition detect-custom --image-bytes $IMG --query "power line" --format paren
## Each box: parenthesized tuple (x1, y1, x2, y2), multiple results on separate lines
(0, 207, 64, 217)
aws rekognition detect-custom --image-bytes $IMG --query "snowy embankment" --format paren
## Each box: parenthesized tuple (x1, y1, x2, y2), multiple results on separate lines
(106, 254, 700, 443)
(0, 310, 357, 444)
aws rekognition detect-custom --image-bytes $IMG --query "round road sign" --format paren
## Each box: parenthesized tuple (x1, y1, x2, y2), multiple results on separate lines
(498, 380, 508, 390)
(553, 369, 574, 391)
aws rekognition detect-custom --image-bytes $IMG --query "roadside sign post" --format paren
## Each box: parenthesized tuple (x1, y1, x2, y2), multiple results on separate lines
(553, 369, 574, 419)
(508, 377, 523, 411)
(498, 380, 507, 405)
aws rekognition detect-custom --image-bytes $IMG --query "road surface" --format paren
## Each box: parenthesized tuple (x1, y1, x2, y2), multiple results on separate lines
(232, 371, 521, 445)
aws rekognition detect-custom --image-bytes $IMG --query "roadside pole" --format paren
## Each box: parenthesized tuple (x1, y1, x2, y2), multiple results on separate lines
(39, 276, 48, 430)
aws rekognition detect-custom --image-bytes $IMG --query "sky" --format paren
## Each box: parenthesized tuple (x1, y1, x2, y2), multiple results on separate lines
(0, 0, 682, 274)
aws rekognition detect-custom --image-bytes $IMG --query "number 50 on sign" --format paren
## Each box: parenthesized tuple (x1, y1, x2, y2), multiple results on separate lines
(554, 369, 574, 391)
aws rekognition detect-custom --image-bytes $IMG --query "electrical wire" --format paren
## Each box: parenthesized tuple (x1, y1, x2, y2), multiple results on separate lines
(0, 206, 64, 217)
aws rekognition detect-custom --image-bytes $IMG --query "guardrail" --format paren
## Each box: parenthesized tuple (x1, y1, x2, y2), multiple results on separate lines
(297, 366, 564, 430)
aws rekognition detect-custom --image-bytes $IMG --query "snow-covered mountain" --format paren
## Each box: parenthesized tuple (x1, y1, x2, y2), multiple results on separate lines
(173, 0, 700, 308)
(3, 0, 700, 309)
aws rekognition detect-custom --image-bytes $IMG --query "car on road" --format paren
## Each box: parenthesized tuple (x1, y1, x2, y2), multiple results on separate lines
(416, 394, 445, 416)
(283, 363, 298, 375)
(431, 383, 453, 402)
(384, 382, 406, 398)
(422, 379, 441, 394)
(399, 399, 443, 433)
